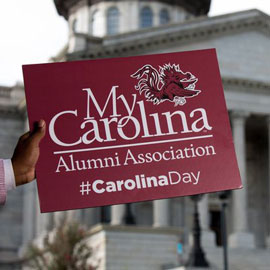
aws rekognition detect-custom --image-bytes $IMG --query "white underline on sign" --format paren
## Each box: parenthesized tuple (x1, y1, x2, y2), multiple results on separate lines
(53, 134, 213, 155)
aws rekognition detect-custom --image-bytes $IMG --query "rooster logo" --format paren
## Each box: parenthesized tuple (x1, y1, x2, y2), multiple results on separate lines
(131, 64, 201, 106)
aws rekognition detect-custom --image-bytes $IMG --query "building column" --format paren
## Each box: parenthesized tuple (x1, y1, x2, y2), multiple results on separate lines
(266, 116, 270, 248)
(198, 195, 215, 247)
(35, 193, 54, 237)
(153, 199, 170, 227)
(53, 209, 83, 228)
(21, 183, 36, 247)
(229, 111, 255, 248)
(111, 204, 125, 225)
(54, 211, 67, 227)
(36, 213, 54, 236)
(82, 208, 101, 227)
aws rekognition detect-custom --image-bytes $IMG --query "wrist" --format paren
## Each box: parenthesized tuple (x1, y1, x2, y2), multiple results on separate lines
(11, 158, 20, 186)
(11, 158, 25, 186)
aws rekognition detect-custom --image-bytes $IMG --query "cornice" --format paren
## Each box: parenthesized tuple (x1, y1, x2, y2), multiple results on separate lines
(50, 44, 69, 62)
(66, 9, 270, 61)
(0, 86, 12, 98)
(222, 77, 270, 115)
(222, 77, 270, 95)
(0, 86, 27, 119)
(0, 104, 26, 119)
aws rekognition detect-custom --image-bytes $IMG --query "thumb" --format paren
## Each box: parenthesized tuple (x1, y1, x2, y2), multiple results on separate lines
(30, 120, 46, 146)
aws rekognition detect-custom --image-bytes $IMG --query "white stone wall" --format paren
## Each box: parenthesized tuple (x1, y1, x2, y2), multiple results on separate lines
(159, 31, 270, 84)
(87, 225, 181, 270)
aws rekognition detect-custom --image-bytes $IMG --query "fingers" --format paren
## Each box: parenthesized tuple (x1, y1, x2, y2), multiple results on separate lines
(37, 119, 46, 129)
(19, 131, 31, 141)
(30, 120, 46, 146)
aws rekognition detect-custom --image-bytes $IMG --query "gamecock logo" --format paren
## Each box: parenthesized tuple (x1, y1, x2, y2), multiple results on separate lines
(131, 64, 201, 106)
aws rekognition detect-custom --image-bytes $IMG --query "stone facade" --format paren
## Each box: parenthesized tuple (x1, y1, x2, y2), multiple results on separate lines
(63, 5, 270, 248)
(0, 84, 26, 268)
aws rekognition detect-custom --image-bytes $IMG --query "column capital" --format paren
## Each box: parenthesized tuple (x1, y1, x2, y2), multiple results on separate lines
(231, 110, 249, 234)
(153, 199, 170, 227)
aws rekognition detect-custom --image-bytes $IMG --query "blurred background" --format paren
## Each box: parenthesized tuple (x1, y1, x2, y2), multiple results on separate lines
(0, 0, 270, 269)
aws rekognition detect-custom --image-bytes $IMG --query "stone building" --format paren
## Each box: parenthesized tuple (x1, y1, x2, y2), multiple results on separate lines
(1, 0, 270, 269)
(0, 84, 27, 269)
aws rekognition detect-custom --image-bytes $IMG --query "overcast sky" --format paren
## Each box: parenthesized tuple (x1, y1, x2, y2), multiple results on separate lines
(0, 0, 269, 87)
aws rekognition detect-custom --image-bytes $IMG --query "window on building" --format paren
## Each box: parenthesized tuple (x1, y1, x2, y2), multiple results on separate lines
(107, 7, 120, 35)
(91, 10, 98, 36)
(140, 7, 153, 28)
(159, 9, 170, 25)
(72, 18, 78, 33)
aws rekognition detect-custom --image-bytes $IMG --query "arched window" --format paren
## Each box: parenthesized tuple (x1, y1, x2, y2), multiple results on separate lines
(91, 10, 99, 36)
(159, 9, 170, 25)
(107, 7, 120, 35)
(72, 18, 78, 33)
(140, 7, 153, 28)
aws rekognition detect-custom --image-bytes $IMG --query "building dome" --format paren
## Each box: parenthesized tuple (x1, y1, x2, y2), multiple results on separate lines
(54, 0, 211, 19)
(54, 0, 211, 37)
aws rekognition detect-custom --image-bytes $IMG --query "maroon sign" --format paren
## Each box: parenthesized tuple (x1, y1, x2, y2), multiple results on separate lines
(23, 49, 242, 213)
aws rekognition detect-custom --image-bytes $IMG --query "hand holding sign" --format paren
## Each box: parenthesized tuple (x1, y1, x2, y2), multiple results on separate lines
(12, 120, 46, 186)
(23, 49, 242, 213)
